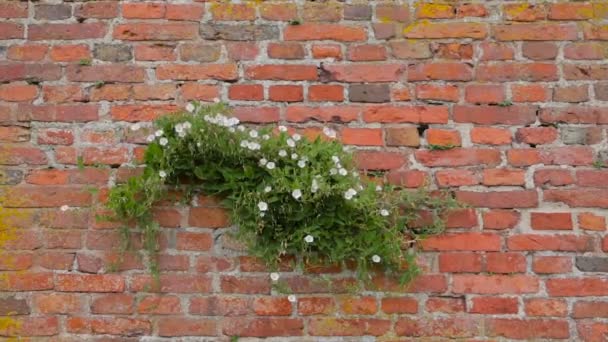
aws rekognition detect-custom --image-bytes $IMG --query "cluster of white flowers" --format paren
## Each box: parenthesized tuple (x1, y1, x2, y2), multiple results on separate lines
(311, 178, 319, 193)
(329, 155, 348, 177)
(258, 201, 268, 212)
(344, 188, 357, 200)
(372, 254, 381, 263)
(304, 234, 314, 243)
(204, 114, 239, 128)
(174, 121, 192, 138)
(380, 209, 389, 217)
(159, 170, 167, 178)
(240, 140, 261, 150)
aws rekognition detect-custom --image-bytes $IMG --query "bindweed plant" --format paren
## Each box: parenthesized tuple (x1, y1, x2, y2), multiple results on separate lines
(105, 102, 459, 285)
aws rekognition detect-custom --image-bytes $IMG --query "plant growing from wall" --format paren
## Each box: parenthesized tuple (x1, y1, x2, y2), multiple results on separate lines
(105, 102, 459, 285)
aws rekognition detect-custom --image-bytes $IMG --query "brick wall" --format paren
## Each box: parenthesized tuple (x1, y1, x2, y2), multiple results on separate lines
(1, 0, 608, 340)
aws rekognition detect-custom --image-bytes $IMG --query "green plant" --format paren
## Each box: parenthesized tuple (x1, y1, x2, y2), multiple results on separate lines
(428, 144, 457, 151)
(593, 159, 605, 169)
(498, 100, 513, 107)
(78, 58, 92, 66)
(105, 102, 458, 285)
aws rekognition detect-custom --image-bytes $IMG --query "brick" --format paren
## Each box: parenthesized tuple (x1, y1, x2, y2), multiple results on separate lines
(93, 44, 132, 62)
(436, 169, 478, 187)
(465, 85, 505, 104)
(268, 85, 303, 102)
(477, 63, 557, 82)
(29, 23, 106, 40)
(526, 298, 567, 317)
(308, 318, 389, 336)
(130, 274, 212, 293)
(341, 128, 382, 146)
(416, 149, 501, 167)
(138, 295, 181, 315)
(322, 64, 403, 83)
(210, 3, 255, 21)
(549, 3, 593, 20)
(573, 301, 608, 318)
(565, 42, 608, 60)
(578, 212, 606, 231)
(381, 297, 417, 314)
(454, 275, 538, 294)
(516, 127, 558, 145)
(34, 293, 82, 314)
(422, 233, 500, 252)
(508, 234, 593, 252)
(386, 170, 428, 188)
(433, 42, 473, 59)
(308, 85, 343, 102)
(122, 2, 165, 19)
(454, 105, 537, 125)
(355, 151, 406, 170)
(503, 3, 546, 21)
(285, 23, 366, 42)
(522, 42, 559, 60)
(0, 84, 37, 102)
(91, 294, 134, 314)
(0, 296, 29, 315)
(385, 127, 420, 147)
(67, 65, 144, 83)
(43, 85, 85, 103)
(37, 129, 74, 145)
(426, 129, 461, 147)
(395, 317, 480, 338)
(201, 24, 279, 41)
(56, 274, 124, 292)
(512, 84, 550, 102)
(0, 126, 29, 143)
(181, 84, 220, 101)
(246, 65, 317, 81)
(404, 22, 487, 39)
(75, 2, 118, 19)
(564, 64, 608, 80)
(35, 4, 71, 20)
(438, 253, 483, 272)
(260, 3, 297, 21)
(471, 127, 512, 145)
(531, 212, 573, 230)
(229, 84, 263, 101)
(482, 169, 524, 186)
(376, 3, 409, 22)
(0, 22, 24, 39)
(0, 2, 28, 18)
(223, 318, 303, 337)
(0, 63, 62, 82)
(545, 189, 608, 208)
(416, 3, 454, 19)
(416, 84, 459, 102)
(347, 44, 387, 61)
(373, 23, 396, 40)
(49, 44, 90, 62)
(456, 190, 538, 208)
(547, 278, 608, 296)
(576, 257, 608, 273)
(179, 43, 221, 62)
(311, 44, 342, 59)
(267, 42, 304, 60)
(349, 84, 390, 103)
(494, 23, 577, 41)
(485, 318, 569, 339)
(426, 297, 465, 313)
(408, 62, 473, 81)
(7, 44, 48, 61)
(157, 64, 238, 81)
(135, 44, 175, 61)
(470, 297, 518, 314)
(539, 106, 608, 124)
(577, 321, 608, 342)
(287, 105, 359, 123)
(114, 23, 198, 41)
(190, 296, 250, 316)
(189, 207, 229, 228)
(166, 4, 204, 21)
(554, 85, 589, 102)
(233, 106, 280, 123)
(480, 42, 515, 60)
(486, 252, 526, 273)
(364, 105, 448, 124)
(0, 317, 58, 337)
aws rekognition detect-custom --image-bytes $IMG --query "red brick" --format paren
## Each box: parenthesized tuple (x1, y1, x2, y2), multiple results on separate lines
(573, 301, 608, 318)
(341, 128, 383, 146)
(578, 212, 606, 231)
(471, 127, 512, 145)
(533, 256, 572, 274)
(364, 105, 448, 124)
(156, 64, 237, 81)
(190, 296, 250, 316)
(176, 232, 212, 251)
(0, 22, 24, 39)
(465, 84, 505, 104)
(308, 85, 344, 102)
(355, 151, 406, 170)
(494, 23, 577, 41)
(0, 84, 37, 102)
(436, 169, 479, 187)
(381, 297, 418, 314)
(453, 275, 539, 294)
(554, 85, 589, 102)
(395, 317, 481, 338)
(285, 23, 366, 42)
(137, 295, 181, 315)
(525, 298, 568, 317)
(114, 23, 198, 41)
(311, 43, 342, 59)
(260, 3, 297, 21)
(130, 274, 212, 293)
(438, 253, 483, 272)
(421, 233, 501, 251)
(426, 129, 461, 147)
(470, 297, 518, 314)
(0, 317, 58, 337)
(7, 44, 48, 61)
(189, 207, 229, 228)
(477, 63, 558, 82)
(268, 85, 303, 102)
(531, 212, 573, 230)
(122, 2, 165, 19)
(34, 293, 82, 314)
(485, 318, 569, 339)
(75, 2, 118, 19)
(512, 84, 551, 103)
(308, 318, 389, 336)
(267, 42, 305, 60)
(347, 44, 387, 61)
(483, 210, 520, 229)
(486, 253, 526, 273)
(0, 2, 28, 18)
(408, 62, 473, 81)
(29, 23, 106, 40)
(426, 297, 465, 313)
(516, 127, 558, 145)
(416, 84, 459, 102)
(246, 65, 317, 81)
(404, 22, 487, 39)
(287, 105, 359, 123)
(454, 105, 537, 125)
(91, 294, 135, 314)
(340, 296, 377, 315)
(49, 44, 90, 62)
(482, 169, 525, 186)
(56, 274, 124, 292)
(181, 84, 220, 101)
(134, 44, 176, 61)
(210, 3, 255, 21)
(456, 190, 538, 208)
(416, 149, 501, 167)
(253, 297, 292, 316)
(229, 84, 264, 101)
(508, 234, 593, 252)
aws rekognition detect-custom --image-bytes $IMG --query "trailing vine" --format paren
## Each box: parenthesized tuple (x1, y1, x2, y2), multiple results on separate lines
(105, 102, 459, 285)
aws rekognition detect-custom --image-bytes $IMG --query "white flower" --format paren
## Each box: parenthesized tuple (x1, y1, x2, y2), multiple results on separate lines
(278, 125, 288, 132)
(266, 162, 276, 170)
(304, 235, 314, 243)
(292, 189, 302, 200)
(344, 188, 357, 200)
(240, 140, 249, 148)
(260, 212, 265, 217)
(146, 135, 155, 142)
(352, 171, 359, 178)
(279, 150, 287, 157)
(154, 129, 164, 137)
(186, 103, 195, 113)
(248, 142, 261, 150)
(264, 186, 272, 193)
(286, 139, 295, 148)
(330, 168, 337, 175)
(159, 170, 167, 178)
(297, 160, 306, 168)
(249, 130, 258, 138)
(130, 123, 141, 131)
(372, 255, 381, 263)
(288, 294, 297, 303)
(380, 209, 389, 217)
(291, 153, 298, 160)
(376, 185, 382, 192)
(228, 117, 239, 126)
(237, 125, 246, 132)
(270, 272, 280, 281)
(213, 97, 220, 103)
(331, 156, 340, 164)
(177, 131, 186, 138)
(196, 142, 201, 147)
(311, 179, 319, 193)
(60, 205, 69, 212)
(338, 168, 347, 176)
(262, 134, 270, 140)
(358, 184, 363, 191)
(323, 127, 336, 138)
(228, 127, 236, 133)
(292, 133, 301, 141)
(259, 158, 268, 166)
(159, 137, 168, 146)
(258, 201, 268, 211)
(182, 122, 191, 130)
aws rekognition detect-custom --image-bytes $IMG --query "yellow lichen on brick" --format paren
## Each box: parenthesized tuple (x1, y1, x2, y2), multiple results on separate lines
(416, 2, 454, 19)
